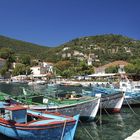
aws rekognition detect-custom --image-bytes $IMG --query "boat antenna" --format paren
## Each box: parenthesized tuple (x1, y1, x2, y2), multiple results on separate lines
(22, 87, 27, 104)
(23, 87, 27, 96)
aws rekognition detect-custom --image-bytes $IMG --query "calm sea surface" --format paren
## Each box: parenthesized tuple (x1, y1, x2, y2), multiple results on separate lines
(0, 83, 140, 140)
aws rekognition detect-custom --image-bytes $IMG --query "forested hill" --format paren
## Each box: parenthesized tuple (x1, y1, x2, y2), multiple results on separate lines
(1, 34, 140, 65)
(0, 35, 50, 59)
(55, 34, 140, 66)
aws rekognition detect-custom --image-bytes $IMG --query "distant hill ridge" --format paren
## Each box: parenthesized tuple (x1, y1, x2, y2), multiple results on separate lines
(0, 35, 50, 59)
(0, 34, 140, 65)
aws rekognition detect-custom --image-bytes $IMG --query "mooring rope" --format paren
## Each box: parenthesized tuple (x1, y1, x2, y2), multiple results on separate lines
(124, 98, 139, 116)
(103, 107, 111, 117)
(130, 98, 140, 104)
(101, 97, 112, 117)
(95, 100, 111, 124)
(95, 115, 101, 123)
(79, 120, 95, 140)
(61, 120, 67, 140)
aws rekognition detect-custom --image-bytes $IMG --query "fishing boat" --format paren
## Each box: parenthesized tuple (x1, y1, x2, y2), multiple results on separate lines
(0, 103, 79, 140)
(91, 87, 125, 113)
(99, 91, 125, 113)
(21, 91, 101, 121)
(86, 73, 124, 112)
(28, 95, 100, 121)
(123, 92, 140, 106)
(117, 78, 140, 106)
(93, 78, 140, 106)
(81, 86, 125, 113)
(59, 82, 82, 87)
(28, 80, 47, 85)
(101, 86, 140, 107)
(0, 90, 100, 121)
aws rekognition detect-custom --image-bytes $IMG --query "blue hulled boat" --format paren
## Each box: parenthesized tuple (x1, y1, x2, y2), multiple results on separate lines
(0, 103, 79, 140)
(92, 79, 140, 106)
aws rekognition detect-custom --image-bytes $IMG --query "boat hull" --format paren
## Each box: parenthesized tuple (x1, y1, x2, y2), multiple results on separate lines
(0, 123, 73, 140)
(0, 113, 79, 140)
(101, 92, 125, 113)
(29, 97, 100, 121)
(95, 87, 140, 107)
(123, 94, 140, 107)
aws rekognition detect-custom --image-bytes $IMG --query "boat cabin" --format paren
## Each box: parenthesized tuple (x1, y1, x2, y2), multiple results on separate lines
(4, 106, 27, 123)
(0, 102, 9, 114)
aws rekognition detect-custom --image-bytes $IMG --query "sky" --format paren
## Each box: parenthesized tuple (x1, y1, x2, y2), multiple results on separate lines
(0, 0, 140, 47)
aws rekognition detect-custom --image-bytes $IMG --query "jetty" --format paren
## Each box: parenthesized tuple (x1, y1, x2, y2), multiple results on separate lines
(125, 129, 140, 140)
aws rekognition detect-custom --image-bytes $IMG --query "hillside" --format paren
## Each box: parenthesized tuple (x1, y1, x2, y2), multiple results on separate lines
(1, 34, 140, 65)
(55, 34, 140, 66)
(0, 35, 50, 59)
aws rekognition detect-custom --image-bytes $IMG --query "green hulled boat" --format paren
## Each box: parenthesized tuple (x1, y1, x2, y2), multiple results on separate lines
(0, 89, 101, 121)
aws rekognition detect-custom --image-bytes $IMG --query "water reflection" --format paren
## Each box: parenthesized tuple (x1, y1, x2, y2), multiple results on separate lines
(75, 121, 100, 140)
(75, 108, 140, 140)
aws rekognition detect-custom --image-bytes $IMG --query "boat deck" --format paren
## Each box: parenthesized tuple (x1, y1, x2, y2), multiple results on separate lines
(0, 92, 9, 100)
(46, 96, 99, 108)
(29, 119, 64, 125)
(0, 91, 99, 108)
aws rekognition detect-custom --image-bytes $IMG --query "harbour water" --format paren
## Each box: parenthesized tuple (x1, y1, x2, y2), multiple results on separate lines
(0, 83, 140, 140)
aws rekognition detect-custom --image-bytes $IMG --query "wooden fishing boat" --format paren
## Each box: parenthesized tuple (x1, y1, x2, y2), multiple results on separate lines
(90, 74, 140, 106)
(93, 82, 140, 107)
(0, 91, 100, 121)
(92, 87, 125, 113)
(27, 95, 100, 121)
(100, 92, 125, 113)
(114, 79, 140, 106)
(0, 103, 79, 140)
(109, 89, 140, 107)
(59, 82, 82, 87)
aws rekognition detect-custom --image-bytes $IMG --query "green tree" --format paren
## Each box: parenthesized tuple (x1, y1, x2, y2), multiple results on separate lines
(0, 66, 8, 76)
(0, 48, 15, 62)
(0, 48, 15, 75)
(61, 69, 73, 78)
(12, 63, 31, 76)
(54, 60, 72, 73)
(125, 64, 135, 74)
(125, 59, 140, 74)
(105, 66, 118, 73)
(18, 54, 31, 66)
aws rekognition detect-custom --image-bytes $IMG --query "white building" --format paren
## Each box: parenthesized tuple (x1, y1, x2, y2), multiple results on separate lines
(87, 57, 92, 66)
(42, 62, 53, 73)
(30, 62, 53, 78)
(62, 47, 69, 51)
(73, 51, 84, 56)
(31, 66, 42, 75)
(118, 65, 126, 74)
